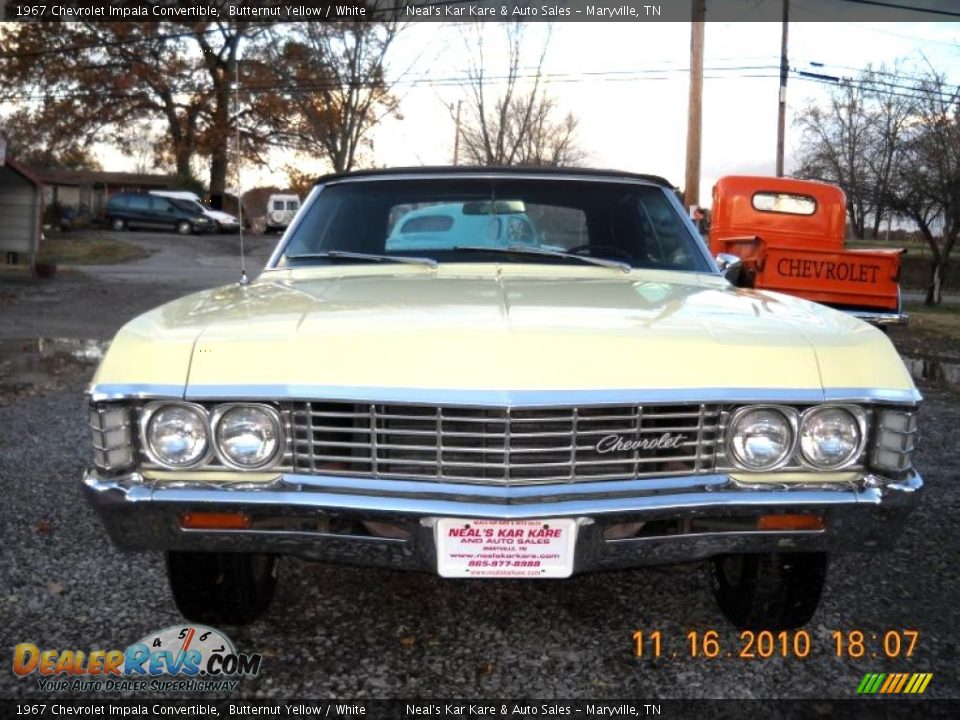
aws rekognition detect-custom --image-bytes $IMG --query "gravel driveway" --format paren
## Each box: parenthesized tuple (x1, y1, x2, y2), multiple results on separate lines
(1, 238, 957, 700)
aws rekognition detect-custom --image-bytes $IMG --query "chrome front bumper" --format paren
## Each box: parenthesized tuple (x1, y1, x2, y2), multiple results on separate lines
(850, 310, 909, 327)
(82, 470, 923, 573)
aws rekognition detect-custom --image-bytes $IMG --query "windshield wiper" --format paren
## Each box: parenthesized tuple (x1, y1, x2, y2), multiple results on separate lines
(285, 250, 437, 269)
(453, 245, 631, 273)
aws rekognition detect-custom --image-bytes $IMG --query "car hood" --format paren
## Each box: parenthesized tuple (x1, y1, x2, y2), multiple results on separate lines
(91, 265, 917, 403)
(205, 210, 238, 223)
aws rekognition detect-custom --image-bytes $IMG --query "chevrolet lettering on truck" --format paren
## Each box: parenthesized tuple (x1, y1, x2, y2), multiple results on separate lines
(83, 167, 922, 630)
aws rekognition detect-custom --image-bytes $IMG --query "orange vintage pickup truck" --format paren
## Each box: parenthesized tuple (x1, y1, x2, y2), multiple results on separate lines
(708, 176, 907, 326)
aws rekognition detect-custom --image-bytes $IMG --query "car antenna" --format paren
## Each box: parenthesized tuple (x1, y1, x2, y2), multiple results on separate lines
(235, 53, 249, 286)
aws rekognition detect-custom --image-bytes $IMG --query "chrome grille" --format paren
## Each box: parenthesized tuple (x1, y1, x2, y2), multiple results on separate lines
(291, 403, 721, 484)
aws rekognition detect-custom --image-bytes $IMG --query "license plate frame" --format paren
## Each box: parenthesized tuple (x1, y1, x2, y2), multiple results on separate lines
(435, 518, 577, 578)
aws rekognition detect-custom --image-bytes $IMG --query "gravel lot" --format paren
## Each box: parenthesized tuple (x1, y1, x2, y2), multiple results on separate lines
(1, 233, 957, 700)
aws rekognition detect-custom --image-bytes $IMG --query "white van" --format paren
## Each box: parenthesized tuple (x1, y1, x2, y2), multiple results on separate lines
(149, 190, 241, 233)
(266, 194, 301, 232)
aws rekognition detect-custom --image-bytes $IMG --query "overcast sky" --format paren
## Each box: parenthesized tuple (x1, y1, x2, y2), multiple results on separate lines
(89, 18, 960, 206)
(366, 19, 960, 205)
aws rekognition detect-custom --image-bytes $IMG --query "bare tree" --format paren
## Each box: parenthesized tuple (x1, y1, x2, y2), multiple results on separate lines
(794, 74, 876, 239)
(889, 68, 960, 306)
(458, 23, 585, 167)
(860, 65, 915, 239)
(257, 21, 402, 174)
(794, 64, 916, 240)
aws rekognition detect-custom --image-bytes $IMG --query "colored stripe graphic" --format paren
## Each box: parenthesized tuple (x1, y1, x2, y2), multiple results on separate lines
(857, 672, 932, 694)
(892, 674, 910, 693)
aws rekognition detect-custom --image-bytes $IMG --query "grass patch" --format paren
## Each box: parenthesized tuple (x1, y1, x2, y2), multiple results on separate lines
(904, 301, 960, 315)
(38, 235, 150, 266)
(902, 302, 960, 344)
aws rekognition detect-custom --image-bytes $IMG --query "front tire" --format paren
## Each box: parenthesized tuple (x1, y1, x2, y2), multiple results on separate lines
(176, 220, 193, 235)
(166, 551, 278, 625)
(710, 552, 827, 630)
(111, 218, 126, 231)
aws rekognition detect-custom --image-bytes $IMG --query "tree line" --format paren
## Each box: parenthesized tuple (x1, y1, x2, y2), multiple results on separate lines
(0, 17, 583, 209)
(793, 62, 960, 305)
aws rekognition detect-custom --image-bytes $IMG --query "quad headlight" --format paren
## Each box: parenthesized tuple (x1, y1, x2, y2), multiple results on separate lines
(211, 404, 283, 469)
(727, 407, 795, 470)
(726, 404, 869, 472)
(140, 402, 283, 470)
(799, 406, 864, 469)
(143, 403, 211, 468)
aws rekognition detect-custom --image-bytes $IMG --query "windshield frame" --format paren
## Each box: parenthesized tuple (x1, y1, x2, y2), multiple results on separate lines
(266, 171, 720, 275)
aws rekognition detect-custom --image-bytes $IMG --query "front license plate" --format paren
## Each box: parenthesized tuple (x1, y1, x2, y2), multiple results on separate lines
(435, 518, 577, 578)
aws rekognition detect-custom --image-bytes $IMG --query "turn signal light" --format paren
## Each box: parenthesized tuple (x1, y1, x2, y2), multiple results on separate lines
(179, 512, 252, 530)
(757, 514, 825, 531)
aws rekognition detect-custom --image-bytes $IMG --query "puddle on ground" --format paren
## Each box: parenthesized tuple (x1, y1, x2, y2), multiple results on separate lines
(0, 338, 109, 399)
(905, 356, 960, 389)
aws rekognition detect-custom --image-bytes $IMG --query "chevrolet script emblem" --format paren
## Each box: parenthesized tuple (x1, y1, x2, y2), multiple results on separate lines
(595, 432, 686, 454)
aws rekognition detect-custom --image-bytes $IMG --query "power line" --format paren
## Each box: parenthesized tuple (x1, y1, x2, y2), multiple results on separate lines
(791, 0, 960, 45)
(835, 0, 960, 19)
(792, 71, 959, 104)
(794, 59, 960, 88)
(1, 65, 789, 103)
(8, 65, 957, 105)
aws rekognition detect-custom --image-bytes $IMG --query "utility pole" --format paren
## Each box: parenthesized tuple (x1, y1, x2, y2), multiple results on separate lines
(452, 99, 462, 166)
(776, 0, 790, 177)
(234, 56, 248, 285)
(684, 0, 705, 209)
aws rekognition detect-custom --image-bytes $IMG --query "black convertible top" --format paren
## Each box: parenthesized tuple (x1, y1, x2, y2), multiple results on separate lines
(314, 166, 674, 188)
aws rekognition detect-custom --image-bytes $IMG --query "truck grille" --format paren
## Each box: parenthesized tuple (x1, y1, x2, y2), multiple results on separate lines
(290, 402, 720, 485)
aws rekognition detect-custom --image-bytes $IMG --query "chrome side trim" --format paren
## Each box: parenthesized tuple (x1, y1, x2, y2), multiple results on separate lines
(88, 384, 185, 402)
(822, 387, 922, 404)
(200, 386, 919, 406)
(86, 384, 923, 407)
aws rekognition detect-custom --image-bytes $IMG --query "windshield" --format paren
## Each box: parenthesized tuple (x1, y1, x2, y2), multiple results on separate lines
(171, 198, 207, 214)
(279, 177, 711, 273)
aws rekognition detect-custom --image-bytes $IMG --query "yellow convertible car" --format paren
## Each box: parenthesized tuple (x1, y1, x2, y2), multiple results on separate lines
(83, 168, 922, 629)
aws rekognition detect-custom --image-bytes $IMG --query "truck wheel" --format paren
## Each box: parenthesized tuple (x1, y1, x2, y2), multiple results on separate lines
(111, 218, 126, 231)
(176, 220, 193, 235)
(710, 552, 827, 630)
(166, 551, 277, 625)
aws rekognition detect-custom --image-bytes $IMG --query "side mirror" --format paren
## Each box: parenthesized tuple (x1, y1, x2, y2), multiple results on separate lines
(715, 253, 743, 285)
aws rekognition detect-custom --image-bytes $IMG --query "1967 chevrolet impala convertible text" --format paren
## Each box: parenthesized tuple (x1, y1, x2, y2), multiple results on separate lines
(83, 168, 922, 630)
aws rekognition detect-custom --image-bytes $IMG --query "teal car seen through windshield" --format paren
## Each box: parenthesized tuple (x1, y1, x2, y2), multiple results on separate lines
(386, 202, 541, 251)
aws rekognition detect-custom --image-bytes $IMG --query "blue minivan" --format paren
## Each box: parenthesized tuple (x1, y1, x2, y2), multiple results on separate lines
(104, 192, 214, 235)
